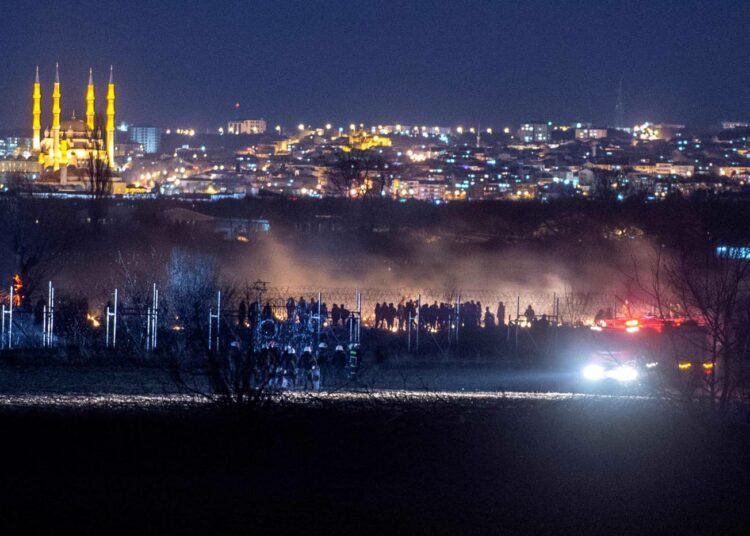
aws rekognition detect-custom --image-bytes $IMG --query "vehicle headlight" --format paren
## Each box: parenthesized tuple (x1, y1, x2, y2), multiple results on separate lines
(582, 364, 605, 381)
(606, 365, 638, 382)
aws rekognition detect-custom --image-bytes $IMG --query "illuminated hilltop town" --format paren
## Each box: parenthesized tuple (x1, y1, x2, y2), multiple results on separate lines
(0, 69, 748, 201)
(0, 64, 125, 193)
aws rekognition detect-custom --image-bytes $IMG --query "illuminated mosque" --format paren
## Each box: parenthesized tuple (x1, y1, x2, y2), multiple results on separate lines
(32, 63, 117, 186)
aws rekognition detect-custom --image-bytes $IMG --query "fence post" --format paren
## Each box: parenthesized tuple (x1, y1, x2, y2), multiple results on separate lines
(455, 295, 461, 350)
(146, 283, 158, 351)
(152, 284, 158, 350)
(7, 286, 13, 350)
(47, 281, 55, 347)
(113, 288, 118, 348)
(208, 291, 221, 351)
(208, 307, 212, 351)
(105, 288, 118, 349)
(317, 291, 321, 346)
(356, 289, 361, 344)
(416, 294, 421, 353)
(43, 305, 48, 347)
(407, 312, 412, 352)
(146, 303, 152, 351)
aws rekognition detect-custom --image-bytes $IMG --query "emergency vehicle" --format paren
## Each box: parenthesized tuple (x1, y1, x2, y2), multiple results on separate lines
(580, 316, 713, 386)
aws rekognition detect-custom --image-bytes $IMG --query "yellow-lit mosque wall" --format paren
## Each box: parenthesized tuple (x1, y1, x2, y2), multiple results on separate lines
(32, 64, 116, 173)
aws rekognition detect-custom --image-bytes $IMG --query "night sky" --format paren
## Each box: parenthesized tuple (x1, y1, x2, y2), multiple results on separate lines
(0, 0, 747, 130)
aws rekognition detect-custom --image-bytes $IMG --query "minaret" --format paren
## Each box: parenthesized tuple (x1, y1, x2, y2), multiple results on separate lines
(106, 65, 115, 165)
(52, 63, 61, 171)
(86, 68, 95, 131)
(32, 66, 41, 152)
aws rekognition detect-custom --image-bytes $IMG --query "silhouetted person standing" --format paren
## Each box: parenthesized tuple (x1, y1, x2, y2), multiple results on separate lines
(484, 307, 495, 329)
(497, 301, 506, 326)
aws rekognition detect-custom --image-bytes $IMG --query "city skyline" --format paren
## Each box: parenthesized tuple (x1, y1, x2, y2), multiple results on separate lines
(0, 0, 748, 130)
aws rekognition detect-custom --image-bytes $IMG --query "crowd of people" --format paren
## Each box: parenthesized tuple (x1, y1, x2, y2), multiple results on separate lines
(235, 296, 554, 333)
(237, 297, 353, 328)
(373, 300, 514, 332)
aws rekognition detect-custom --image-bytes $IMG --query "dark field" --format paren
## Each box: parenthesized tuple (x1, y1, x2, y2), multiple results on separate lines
(0, 387, 749, 534)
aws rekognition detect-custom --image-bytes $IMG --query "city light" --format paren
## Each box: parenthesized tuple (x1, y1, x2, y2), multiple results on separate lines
(2, 8, 746, 532)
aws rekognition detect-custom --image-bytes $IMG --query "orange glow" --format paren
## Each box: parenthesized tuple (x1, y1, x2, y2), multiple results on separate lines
(12, 274, 22, 307)
(702, 362, 714, 370)
(678, 362, 692, 370)
(86, 313, 101, 328)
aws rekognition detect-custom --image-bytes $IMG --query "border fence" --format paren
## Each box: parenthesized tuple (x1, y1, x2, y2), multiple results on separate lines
(0, 278, 657, 356)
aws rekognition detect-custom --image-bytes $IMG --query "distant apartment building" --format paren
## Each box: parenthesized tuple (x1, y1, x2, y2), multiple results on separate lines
(129, 126, 162, 154)
(575, 128, 608, 141)
(517, 123, 550, 144)
(721, 121, 749, 130)
(631, 163, 694, 177)
(0, 157, 43, 175)
(718, 166, 750, 179)
(377, 125, 453, 136)
(397, 179, 446, 202)
(227, 119, 267, 135)
(0, 137, 32, 157)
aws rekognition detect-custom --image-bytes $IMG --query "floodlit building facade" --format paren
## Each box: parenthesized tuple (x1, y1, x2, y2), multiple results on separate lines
(227, 119, 267, 135)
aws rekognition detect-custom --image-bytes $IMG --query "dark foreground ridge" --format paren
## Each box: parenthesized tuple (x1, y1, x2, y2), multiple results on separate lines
(0, 396, 749, 534)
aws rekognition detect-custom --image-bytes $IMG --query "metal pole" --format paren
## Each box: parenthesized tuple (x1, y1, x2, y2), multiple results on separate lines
(146, 305, 152, 350)
(50, 283, 54, 344)
(515, 295, 519, 357)
(112, 288, 118, 348)
(317, 291, 321, 345)
(43, 305, 48, 347)
(416, 294, 421, 353)
(407, 312, 412, 352)
(350, 291, 355, 344)
(208, 307, 213, 351)
(357, 290, 361, 344)
(209, 291, 221, 351)
(1, 305, 5, 349)
(216, 291, 221, 351)
(8, 286, 13, 350)
(105, 306, 110, 347)
(45, 281, 54, 347)
(516, 295, 520, 323)
(456, 295, 461, 349)
(153, 285, 158, 350)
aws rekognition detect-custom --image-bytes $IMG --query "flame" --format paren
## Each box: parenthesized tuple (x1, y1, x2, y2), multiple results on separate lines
(12, 274, 22, 307)
(86, 313, 101, 328)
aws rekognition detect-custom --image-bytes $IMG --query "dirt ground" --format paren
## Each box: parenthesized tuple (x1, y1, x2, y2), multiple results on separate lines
(0, 391, 748, 534)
